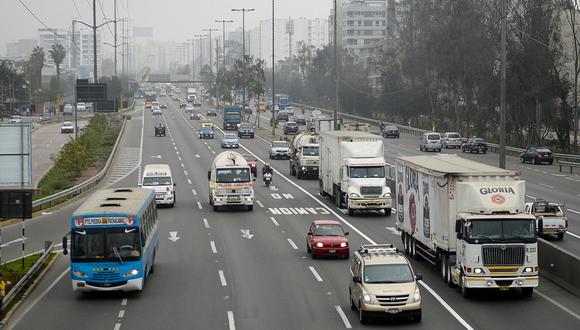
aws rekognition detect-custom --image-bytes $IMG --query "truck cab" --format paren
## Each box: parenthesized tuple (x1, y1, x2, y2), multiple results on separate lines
(223, 107, 242, 130)
(208, 151, 254, 211)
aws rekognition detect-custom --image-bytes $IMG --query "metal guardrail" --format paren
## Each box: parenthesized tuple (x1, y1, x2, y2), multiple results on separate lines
(294, 102, 580, 162)
(1, 242, 53, 311)
(31, 114, 128, 211)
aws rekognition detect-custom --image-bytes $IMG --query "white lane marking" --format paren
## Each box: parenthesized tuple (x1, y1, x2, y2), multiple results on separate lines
(539, 183, 555, 189)
(218, 270, 227, 286)
(385, 227, 401, 236)
(567, 231, 580, 239)
(187, 179, 192, 185)
(184, 170, 188, 176)
(118, 310, 125, 318)
(536, 290, 580, 322)
(270, 217, 279, 226)
(418, 281, 474, 330)
(526, 195, 536, 200)
(308, 266, 324, 282)
(192, 188, 197, 196)
(121, 298, 127, 306)
(197, 201, 203, 209)
(256, 200, 264, 208)
(212, 150, 216, 154)
(567, 209, 580, 215)
(227, 311, 236, 330)
(176, 151, 179, 155)
(550, 173, 566, 177)
(334, 305, 353, 329)
(210, 241, 217, 254)
(114, 323, 121, 330)
(203, 218, 210, 229)
(9, 267, 70, 328)
(287, 238, 299, 250)
(181, 163, 185, 167)
(208, 146, 212, 150)
(195, 154, 200, 158)
(178, 156, 182, 161)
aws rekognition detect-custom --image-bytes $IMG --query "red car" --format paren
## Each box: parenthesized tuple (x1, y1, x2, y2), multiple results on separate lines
(242, 154, 258, 177)
(306, 220, 349, 259)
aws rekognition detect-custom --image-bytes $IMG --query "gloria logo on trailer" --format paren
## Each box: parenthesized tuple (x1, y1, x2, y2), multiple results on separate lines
(479, 186, 514, 205)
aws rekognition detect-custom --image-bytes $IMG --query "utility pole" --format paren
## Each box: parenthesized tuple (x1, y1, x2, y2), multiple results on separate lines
(232, 8, 255, 111)
(194, 34, 206, 77)
(93, 0, 97, 82)
(187, 39, 195, 80)
(334, 0, 339, 131)
(114, 0, 117, 76)
(215, 19, 234, 71)
(286, 18, 294, 80)
(499, 0, 507, 169)
(272, 0, 276, 136)
(203, 28, 218, 106)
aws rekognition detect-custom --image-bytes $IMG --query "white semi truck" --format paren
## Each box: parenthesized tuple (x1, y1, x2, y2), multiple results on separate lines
(395, 155, 538, 298)
(208, 151, 254, 211)
(319, 131, 392, 216)
(289, 132, 320, 179)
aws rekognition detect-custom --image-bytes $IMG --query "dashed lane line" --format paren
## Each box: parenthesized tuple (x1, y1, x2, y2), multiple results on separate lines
(192, 188, 197, 196)
(113, 323, 121, 330)
(210, 241, 218, 254)
(227, 311, 236, 330)
(308, 266, 324, 282)
(203, 218, 210, 229)
(256, 200, 264, 208)
(287, 238, 299, 250)
(270, 217, 279, 226)
(118, 310, 125, 318)
(197, 201, 203, 209)
(218, 270, 227, 286)
(335, 306, 353, 329)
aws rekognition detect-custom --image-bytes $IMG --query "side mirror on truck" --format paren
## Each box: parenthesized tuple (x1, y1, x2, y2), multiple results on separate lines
(537, 217, 543, 235)
(455, 219, 462, 239)
(62, 236, 68, 255)
(207, 170, 211, 181)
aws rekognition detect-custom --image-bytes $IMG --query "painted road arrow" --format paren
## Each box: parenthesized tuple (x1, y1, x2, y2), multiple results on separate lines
(240, 229, 254, 240)
(168, 231, 181, 242)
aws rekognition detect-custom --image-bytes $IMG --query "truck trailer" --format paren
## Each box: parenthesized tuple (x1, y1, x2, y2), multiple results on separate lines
(395, 155, 538, 298)
(319, 131, 392, 216)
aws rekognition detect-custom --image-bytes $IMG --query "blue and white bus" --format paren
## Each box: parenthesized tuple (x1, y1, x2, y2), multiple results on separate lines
(63, 188, 159, 292)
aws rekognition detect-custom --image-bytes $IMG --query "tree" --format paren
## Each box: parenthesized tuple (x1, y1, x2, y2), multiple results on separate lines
(564, 0, 580, 151)
(49, 43, 66, 92)
(28, 46, 45, 94)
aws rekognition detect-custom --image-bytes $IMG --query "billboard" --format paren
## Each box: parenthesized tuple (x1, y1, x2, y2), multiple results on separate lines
(76, 83, 107, 102)
(0, 124, 32, 185)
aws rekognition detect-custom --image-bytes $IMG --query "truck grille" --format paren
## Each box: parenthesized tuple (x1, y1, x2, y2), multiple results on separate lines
(376, 295, 409, 306)
(482, 245, 525, 266)
(91, 271, 122, 282)
(360, 186, 382, 196)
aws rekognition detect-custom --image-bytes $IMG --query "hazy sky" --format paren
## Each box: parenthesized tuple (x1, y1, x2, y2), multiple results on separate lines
(1, 0, 333, 56)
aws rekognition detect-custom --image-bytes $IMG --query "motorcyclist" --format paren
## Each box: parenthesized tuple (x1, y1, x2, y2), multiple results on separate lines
(262, 163, 273, 176)
(380, 121, 386, 132)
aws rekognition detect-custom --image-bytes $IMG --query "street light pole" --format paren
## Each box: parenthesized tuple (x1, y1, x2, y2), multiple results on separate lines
(499, 0, 507, 169)
(334, 0, 339, 130)
(194, 34, 206, 77)
(203, 28, 219, 106)
(271, 0, 276, 136)
(215, 19, 234, 72)
(93, 0, 97, 82)
(232, 8, 255, 114)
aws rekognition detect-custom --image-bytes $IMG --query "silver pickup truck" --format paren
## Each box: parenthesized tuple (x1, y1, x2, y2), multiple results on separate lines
(525, 200, 567, 240)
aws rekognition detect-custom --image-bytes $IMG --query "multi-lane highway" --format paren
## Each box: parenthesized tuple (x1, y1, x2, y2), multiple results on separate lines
(4, 95, 580, 330)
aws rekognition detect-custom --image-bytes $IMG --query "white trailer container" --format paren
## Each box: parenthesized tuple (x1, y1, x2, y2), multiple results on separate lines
(319, 131, 392, 216)
(208, 151, 254, 211)
(289, 131, 320, 179)
(395, 155, 538, 297)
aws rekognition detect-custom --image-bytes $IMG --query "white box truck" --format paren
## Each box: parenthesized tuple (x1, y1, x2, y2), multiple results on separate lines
(319, 131, 392, 216)
(395, 155, 538, 298)
(289, 131, 320, 179)
(208, 151, 254, 211)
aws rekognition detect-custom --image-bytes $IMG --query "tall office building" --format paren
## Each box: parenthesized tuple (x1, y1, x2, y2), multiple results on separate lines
(5, 39, 37, 61)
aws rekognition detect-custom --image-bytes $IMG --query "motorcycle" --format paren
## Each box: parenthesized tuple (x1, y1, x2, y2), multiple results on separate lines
(263, 172, 272, 187)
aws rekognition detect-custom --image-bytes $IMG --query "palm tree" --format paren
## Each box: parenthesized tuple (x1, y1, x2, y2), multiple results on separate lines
(28, 46, 45, 92)
(49, 44, 66, 91)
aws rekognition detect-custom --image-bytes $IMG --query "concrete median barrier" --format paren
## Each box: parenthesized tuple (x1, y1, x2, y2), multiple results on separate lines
(538, 238, 580, 297)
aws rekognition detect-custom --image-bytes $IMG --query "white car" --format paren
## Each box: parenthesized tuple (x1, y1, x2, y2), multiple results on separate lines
(311, 110, 322, 117)
(63, 104, 73, 116)
(76, 102, 86, 112)
(441, 132, 462, 149)
(284, 106, 294, 115)
(419, 132, 442, 152)
(9, 115, 22, 124)
(152, 106, 162, 116)
(61, 121, 75, 134)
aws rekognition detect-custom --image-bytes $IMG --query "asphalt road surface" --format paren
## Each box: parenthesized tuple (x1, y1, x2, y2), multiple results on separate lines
(4, 96, 580, 330)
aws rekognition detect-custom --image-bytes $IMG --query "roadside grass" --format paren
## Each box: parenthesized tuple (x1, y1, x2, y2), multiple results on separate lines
(0, 252, 56, 319)
(35, 114, 121, 199)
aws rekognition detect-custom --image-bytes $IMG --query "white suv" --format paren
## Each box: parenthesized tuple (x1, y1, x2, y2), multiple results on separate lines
(419, 132, 441, 152)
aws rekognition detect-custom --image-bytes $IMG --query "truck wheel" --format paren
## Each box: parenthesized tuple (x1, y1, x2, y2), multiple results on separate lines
(289, 163, 295, 176)
(348, 206, 355, 216)
(521, 287, 533, 298)
(213, 205, 219, 212)
(319, 180, 327, 197)
(413, 310, 422, 323)
(359, 303, 368, 324)
(557, 232, 564, 240)
(247, 205, 253, 211)
(384, 208, 391, 216)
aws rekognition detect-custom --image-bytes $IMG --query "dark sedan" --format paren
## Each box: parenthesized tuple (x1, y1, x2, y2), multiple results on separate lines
(283, 122, 299, 135)
(382, 126, 400, 138)
(206, 109, 217, 117)
(238, 123, 255, 138)
(462, 137, 488, 154)
(521, 147, 554, 165)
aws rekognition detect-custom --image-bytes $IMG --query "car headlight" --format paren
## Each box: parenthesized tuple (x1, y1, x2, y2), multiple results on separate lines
(316, 242, 323, 248)
(473, 268, 484, 274)
(412, 286, 421, 302)
(362, 289, 374, 305)
(350, 192, 360, 198)
(301, 167, 306, 170)
(382, 192, 391, 198)
(524, 267, 534, 273)
(124, 269, 139, 277)
(340, 242, 348, 248)
(73, 270, 88, 278)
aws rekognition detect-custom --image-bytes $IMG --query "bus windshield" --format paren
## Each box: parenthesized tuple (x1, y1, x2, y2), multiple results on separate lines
(72, 227, 141, 262)
(142, 176, 172, 186)
(216, 168, 251, 183)
(464, 219, 536, 243)
(349, 166, 385, 178)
